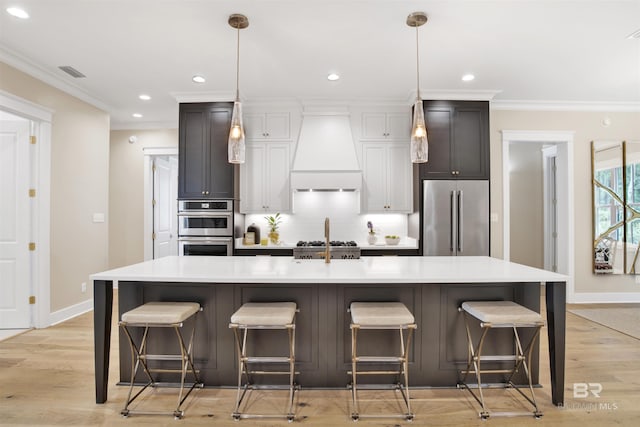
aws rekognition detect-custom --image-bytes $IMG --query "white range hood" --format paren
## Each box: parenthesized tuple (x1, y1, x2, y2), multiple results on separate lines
(290, 111, 362, 191)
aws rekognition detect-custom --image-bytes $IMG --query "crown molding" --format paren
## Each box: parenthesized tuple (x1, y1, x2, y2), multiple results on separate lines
(0, 44, 112, 113)
(410, 89, 502, 103)
(171, 91, 235, 103)
(110, 120, 177, 131)
(491, 100, 640, 112)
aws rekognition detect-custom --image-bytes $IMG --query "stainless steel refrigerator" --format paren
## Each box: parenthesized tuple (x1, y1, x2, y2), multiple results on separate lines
(423, 180, 489, 256)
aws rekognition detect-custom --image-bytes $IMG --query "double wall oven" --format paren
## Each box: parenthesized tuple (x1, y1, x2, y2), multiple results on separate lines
(178, 200, 233, 256)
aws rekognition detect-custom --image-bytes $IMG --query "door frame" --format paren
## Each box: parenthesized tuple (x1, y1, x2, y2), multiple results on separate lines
(501, 130, 575, 301)
(143, 147, 178, 261)
(0, 90, 52, 329)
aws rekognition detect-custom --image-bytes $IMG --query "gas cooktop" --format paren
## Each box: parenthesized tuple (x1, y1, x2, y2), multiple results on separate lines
(296, 240, 358, 247)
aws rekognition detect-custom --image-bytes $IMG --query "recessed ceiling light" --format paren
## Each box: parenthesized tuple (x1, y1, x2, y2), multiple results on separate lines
(462, 74, 475, 82)
(192, 75, 206, 83)
(6, 7, 29, 19)
(139, 94, 151, 101)
(327, 73, 340, 81)
(132, 113, 143, 118)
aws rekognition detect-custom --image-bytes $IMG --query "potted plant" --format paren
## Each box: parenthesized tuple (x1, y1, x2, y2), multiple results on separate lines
(367, 221, 377, 245)
(265, 213, 282, 244)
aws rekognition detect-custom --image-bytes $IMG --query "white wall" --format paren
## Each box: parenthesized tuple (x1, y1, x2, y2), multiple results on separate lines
(491, 109, 640, 299)
(0, 61, 110, 313)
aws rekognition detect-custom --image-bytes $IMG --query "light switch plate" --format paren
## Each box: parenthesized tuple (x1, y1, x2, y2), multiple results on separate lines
(93, 213, 105, 223)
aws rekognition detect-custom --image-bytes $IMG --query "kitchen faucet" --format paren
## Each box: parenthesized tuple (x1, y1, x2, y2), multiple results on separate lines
(324, 217, 330, 263)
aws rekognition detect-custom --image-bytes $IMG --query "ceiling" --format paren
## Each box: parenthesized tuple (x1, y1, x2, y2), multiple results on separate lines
(1, 0, 639, 129)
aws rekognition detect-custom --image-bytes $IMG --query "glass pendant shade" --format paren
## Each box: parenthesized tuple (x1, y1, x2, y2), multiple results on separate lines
(410, 98, 428, 163)
(228, 100, 245, 164)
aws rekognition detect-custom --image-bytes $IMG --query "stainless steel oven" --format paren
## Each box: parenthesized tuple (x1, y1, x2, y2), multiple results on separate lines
(178, 237, 233, 256)
(178, 200, 233, 237)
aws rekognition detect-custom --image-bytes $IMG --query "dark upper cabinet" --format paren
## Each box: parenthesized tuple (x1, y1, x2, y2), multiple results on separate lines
(419, 100, 489, 180)
(178, 103, 235, 199)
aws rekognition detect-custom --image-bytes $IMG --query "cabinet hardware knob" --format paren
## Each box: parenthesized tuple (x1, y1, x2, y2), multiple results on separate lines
(202, 191, 205, 195)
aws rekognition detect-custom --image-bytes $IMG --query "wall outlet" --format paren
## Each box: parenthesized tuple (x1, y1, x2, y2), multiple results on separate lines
(81, 282, 87, 293)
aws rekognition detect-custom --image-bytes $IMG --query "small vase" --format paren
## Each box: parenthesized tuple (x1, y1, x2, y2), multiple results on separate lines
(367, 234, 377, 245)
(269, 231, 280, 245)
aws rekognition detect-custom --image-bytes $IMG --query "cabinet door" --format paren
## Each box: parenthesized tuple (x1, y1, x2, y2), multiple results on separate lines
(240, 144, 266, 212)
(206, 107, 235, 198)
(387, 144, 412, 212)
(265, 144, 290, 212)
(244, 114, 266, 140)
(244, 113, 290, 140)
(386, 113, 411, 140)
(361, 113, 387, 139)
(362, 143, 388, 212)
(264, 113, 290, 140)
(178, 107, 207, 199)
(453, 105, 489, 179)
(420, 104, 454, 179)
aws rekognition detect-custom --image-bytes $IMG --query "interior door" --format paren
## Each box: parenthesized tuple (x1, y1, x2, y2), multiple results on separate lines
(0, 119, 31, 328)
(153, 156, 178, 258)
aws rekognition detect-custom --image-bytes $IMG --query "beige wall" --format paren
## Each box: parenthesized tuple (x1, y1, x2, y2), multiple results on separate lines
(109, 129, 178, 268)
(509, 143, 544, 269)
(490, 109, 640, 296)
(0, 62, 110, 312)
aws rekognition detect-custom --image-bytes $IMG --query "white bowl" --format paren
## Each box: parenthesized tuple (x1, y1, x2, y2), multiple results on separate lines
(385, 237, 401, 245)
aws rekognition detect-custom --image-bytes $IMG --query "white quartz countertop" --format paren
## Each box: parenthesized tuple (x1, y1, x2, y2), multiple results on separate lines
(92, 256, 567, 284)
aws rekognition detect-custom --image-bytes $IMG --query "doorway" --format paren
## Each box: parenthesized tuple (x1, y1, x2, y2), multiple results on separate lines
(143, 148, 179, 260)
(0, 92, 52, 330)
(502, 130, 575, 300)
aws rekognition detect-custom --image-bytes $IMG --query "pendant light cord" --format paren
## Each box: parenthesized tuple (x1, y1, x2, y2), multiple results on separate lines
(415, 25, 420, 99)
(236, 27, 241, 101)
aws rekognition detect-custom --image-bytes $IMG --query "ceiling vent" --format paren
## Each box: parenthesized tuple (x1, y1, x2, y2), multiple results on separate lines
(58, 65, 86, 78)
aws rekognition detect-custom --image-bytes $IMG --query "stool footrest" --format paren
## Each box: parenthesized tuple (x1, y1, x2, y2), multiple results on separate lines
(462, 368, 517, 375)
(348, 370, 403, 375)
(142, 354, 186, 361)
(246, 370, 298, 375)
(355, 356, 404, 363)
(244, 356, 293, 363)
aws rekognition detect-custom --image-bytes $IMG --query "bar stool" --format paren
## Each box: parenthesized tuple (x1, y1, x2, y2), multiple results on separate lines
(119, 301, 203, 419)
(458, 300, 545, 419)
(229, 302, 298, 422)
(349, 302, 417, 421)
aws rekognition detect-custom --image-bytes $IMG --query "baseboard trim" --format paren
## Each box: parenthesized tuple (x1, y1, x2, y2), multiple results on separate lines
(569, 292, 640, 304)
(48, 298, 93, 326)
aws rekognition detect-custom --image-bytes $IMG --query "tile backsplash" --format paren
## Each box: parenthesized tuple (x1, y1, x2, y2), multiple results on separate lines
(244, 192, 408, 244)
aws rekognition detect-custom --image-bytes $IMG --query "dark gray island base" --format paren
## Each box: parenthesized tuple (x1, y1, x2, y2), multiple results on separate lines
(92, 256, 566, 406)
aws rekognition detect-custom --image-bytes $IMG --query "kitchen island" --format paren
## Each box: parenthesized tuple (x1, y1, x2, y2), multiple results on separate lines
(92, 256, 566, 406)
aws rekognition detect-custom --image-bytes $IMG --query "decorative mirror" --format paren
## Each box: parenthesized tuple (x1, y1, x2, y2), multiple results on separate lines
(592, 140, 640, 275)
(624, 141, 640, 274)
(592, 141, 624, 274)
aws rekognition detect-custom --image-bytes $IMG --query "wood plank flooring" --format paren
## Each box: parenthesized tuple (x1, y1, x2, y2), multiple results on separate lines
(1, 297, 639, 426)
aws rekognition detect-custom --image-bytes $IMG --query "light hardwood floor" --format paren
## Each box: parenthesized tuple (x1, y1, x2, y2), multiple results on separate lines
(1, 297, 639, 426)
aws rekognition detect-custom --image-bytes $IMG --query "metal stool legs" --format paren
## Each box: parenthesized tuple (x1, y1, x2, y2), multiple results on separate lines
(348, 302, 416, 422)
(229, 302, 298, 422)
(119, 303, 203, 419)
(458, 302, 544, 419)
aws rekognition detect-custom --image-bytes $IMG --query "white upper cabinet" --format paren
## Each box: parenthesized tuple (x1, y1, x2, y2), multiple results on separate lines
(239, 142, 291, 213)
(362, 142, 412, 213)
(244, 112, 291, 140)
(361, 112, 411, 140)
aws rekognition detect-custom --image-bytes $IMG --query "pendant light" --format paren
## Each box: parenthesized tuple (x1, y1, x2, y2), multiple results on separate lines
(407, 12, 428, 163)
(228, 14, 249, 164)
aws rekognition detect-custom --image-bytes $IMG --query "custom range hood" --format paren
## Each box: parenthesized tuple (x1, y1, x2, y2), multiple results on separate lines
(290, 109, 362, 191)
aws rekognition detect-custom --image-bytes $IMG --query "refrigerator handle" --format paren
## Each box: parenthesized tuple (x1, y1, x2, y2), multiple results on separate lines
(458, 190, 463, 252)
(450, 190, 455, 252)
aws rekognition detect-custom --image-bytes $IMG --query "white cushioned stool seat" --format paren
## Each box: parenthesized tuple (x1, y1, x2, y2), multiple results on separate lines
(350, 302, 414, 326)
(121, 301, 201, 324)
(461, 301, 543, 325)
(230, 302, 297, 326)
